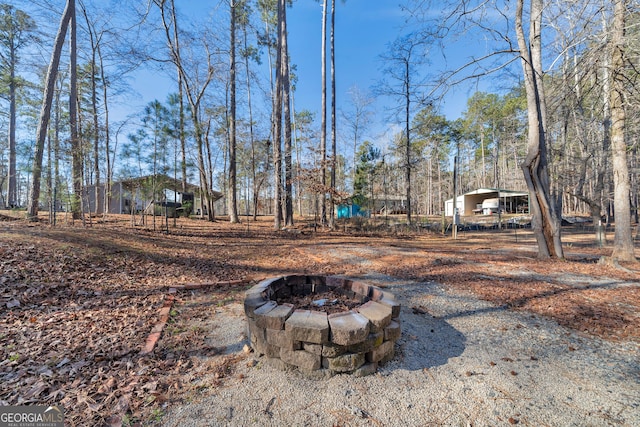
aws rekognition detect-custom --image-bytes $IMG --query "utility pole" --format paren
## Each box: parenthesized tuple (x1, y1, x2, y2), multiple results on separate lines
(452, 138, 460, 239)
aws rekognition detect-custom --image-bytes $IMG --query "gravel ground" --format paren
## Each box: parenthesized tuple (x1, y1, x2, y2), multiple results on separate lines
(161, 275, 639, 427)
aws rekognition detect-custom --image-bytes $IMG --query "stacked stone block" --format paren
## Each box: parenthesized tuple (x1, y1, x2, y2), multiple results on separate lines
(244, 275, 401, 376)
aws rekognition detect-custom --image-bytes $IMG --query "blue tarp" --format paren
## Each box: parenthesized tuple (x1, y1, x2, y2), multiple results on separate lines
(337, 204, 361, 219)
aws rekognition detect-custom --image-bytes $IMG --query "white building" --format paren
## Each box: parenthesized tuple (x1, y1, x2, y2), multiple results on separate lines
(444, 188, 529, 217)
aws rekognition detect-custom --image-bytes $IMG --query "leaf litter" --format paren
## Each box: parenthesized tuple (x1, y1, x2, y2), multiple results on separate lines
(0, 213, 638, 425)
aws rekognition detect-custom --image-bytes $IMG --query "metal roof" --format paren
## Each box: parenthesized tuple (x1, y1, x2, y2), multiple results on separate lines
(463, 188, 529, 197)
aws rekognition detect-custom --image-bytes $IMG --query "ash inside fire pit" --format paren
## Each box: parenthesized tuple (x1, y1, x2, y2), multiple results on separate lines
(277, 289, 362, 314)
(244, 275, 401, 376)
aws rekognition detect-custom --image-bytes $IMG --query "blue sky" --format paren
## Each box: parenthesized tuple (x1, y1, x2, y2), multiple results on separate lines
(128, 0, 490, 148)
(286, 2, 408, 113)
(287, 0, 410, 143)
(11, 0, 510, 156)
(282, 1, 519, 124)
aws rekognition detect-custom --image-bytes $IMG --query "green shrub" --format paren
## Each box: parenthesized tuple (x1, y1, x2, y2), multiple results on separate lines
(181, 201, 193, 217)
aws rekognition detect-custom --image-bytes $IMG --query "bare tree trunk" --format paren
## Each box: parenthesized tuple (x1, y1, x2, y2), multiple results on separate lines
(480, 131, 486, 188)
(8, 40, 16, 207)
(282, 0, 294, 226)
(205, 117, 217, 221)
(54, 76, 62, 219)
(169, 0, 187, 194)
(516, 0, 563, 258)
(272, 0, 284, 230)
(437, 160, 442, 215)
(97, 41, 111, 216)
(69, 0, 82, 222)
(576, 14, 609, 243)
(610, 0, 636, 262)
(295, 124, 303, 216)
(81, 6, 101, 216)
(320, 0, 327, 225)
(257, 3, 275, 220)
(46, 129, 52, 220)
(427, 157, 432, 215)
(242, 21, 255, 218)
(196, 117, 213, 221)
(28, 0, 73, 220)
(91, 56, 99, 215)
(229, 0, 239, 223)
(329, 0, 336, 228)
(404, 58, 412, 224)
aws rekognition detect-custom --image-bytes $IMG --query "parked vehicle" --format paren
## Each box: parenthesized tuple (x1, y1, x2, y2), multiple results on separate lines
(481, 198, 503, 215)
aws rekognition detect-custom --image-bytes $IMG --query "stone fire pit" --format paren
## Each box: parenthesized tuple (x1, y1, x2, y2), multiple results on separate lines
(244, 275, 401, 377)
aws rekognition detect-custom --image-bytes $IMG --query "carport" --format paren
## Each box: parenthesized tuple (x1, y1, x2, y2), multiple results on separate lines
(444, 188, 529, 216)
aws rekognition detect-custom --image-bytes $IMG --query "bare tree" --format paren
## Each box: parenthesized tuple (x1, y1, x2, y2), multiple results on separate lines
(329, 0, 337, 228)
(341, 85, 374, 192)
(96, 31, 112, 215)
(281, 0, 293, 226)
(228, 0, 239, 223)
(69, 0, 82, 221)
(609, 0, 636, 262)
(405, 0, 567, 257)
(319, 0, 327, 225)
(538, 1, 613, 245)
(377, 33, 429, 224)
(79, 1, 103, 215)
(28, 0, 74, 221)
(0, 4, 36, 209)
(166, 0, 187, 194)
(272, 0, 284, 229)
(238, 1, 263, 221)
(155, 0, 217, 221)
(516, 0, 563, 258)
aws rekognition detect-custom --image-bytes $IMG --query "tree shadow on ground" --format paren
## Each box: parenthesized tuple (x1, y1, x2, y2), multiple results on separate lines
(392, 306, 467, 371)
